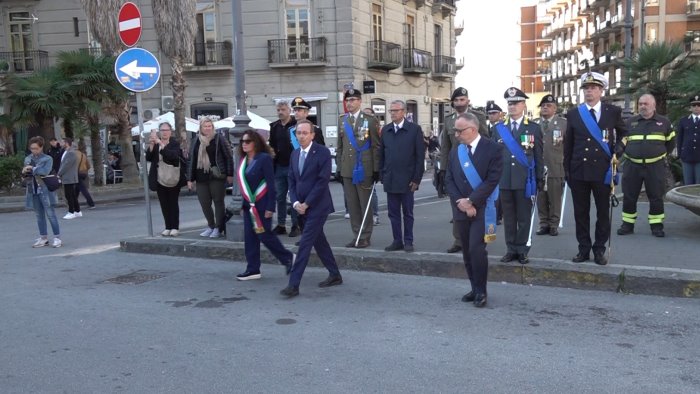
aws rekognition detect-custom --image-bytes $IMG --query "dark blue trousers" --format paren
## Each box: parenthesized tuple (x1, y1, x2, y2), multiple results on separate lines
(386, 191, 415, 245)
(456, 213, 488, 295)
(288, 212, 340, 288)
(243, 212, 293, 273)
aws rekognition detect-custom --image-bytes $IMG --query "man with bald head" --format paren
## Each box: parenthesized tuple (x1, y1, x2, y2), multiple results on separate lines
(618, 94, 675, 238)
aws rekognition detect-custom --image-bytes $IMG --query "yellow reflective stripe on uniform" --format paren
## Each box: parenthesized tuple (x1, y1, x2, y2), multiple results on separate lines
(623, 153, 666, 164)
(626, 134, 667, 141)
(666, 131, 676, 140)
(622, 211, 638, 223)
(648, 213, 665, 224)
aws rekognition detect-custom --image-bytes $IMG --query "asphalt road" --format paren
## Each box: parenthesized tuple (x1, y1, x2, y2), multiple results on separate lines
(1, 193, 699, 393)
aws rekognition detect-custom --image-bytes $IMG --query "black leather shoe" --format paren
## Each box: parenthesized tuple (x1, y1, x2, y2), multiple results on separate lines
(652, 229, 665, 237)
(473, 293, 487, 308)
(283, 254, 295, 275)
(288, 226, 301, 237)
(355, 239, 370, 248)
(549, 228, 559, 236)
(384, 242, 404, 251)
(345, 240, 356, 248)
(461, 291, 475, 302)
(273, 225, 287, 235)
(318, 275, 343, 288)
(594, 253, 608, 266)
(518, 253, 530, 265)
(572, 253, 590, 263)
(500, 253, 517, 263)
(536, 227, 550, 235)
(617, 224, 634, 235)
(280, 286, 299, 298)
(404, 244, 414, 253)
(446, 245, 462, 253)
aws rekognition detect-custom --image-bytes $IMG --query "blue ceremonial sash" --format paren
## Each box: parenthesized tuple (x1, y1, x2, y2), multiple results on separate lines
(343, 115, 371, 184)
(458, 144, 499, 243)
(495, 122, 537, 198)
(289, 126, 300, 150)
(577, 105, 616, 185)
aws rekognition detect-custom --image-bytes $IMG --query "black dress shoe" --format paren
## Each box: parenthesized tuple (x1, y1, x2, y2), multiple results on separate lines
(404, 244, 414, 253)
(355, 239, 370, 248)
(288, 226, 301, 237)
(384, 242, 404, 251)
(461, 291, 475, 302)
(473, 293, 487, 308)
(518, 253, 529, 265)
(446, 245, 462, 253)
(500, 253, 517, 263)
(283, 254, 295, 275)
(280, 286, 299, 298)
(536, 227, 550, 235)
(572, 253, 590, 263)
(273, 225, 287, 235)
(345, 240, 356, 248)
(318, 275, 343, 288)
(594, 253, 608, 266)
(549, 228, 559, 236)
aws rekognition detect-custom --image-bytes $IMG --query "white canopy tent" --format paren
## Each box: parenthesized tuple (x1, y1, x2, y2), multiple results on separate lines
(213, 111, 270, 131)
(131, 112, 200, 136)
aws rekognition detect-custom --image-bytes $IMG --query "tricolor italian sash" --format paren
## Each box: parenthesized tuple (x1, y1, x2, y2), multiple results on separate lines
(458, 144, 499, 243)
(343, 115, 371, 184)
(577, 104, 616, 185)
(289, 126, 300, 150)
(237, 157, 269, 234)
(496, 122, 537, 198)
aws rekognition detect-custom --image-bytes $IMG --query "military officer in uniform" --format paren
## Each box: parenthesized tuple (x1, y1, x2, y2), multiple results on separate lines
(676, 94, 700, 185)
(563, 72, 627, 266)
(292, 97, 325, 146)
(336, 88, 381, 248)
(534, 94, 567, 236)
(486, 102, 504, 130)
(617, 94, 675, 238)
(491, 87, 544, 265)
(440, 87, 489, 253)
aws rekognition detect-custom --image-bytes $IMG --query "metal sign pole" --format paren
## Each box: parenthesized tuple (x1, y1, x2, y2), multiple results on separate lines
(136, 92, 153, 236)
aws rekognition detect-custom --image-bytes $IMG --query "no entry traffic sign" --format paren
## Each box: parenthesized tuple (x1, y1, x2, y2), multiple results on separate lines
(118, 2, 142, 47)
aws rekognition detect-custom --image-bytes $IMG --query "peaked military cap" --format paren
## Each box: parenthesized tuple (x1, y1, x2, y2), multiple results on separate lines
(292, 96, 311, 110)
(344, 88, 362, 99)
(504, 87, 528, 102)
(486, 102, 502, 113)
(451, 87, 469, 101)
(689, 94, 700, 104)
(538, 94, 557, 107)
(580, 71, 608, 89)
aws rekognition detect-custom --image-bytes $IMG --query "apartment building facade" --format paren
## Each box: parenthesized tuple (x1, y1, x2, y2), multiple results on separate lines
(0, 0, 460, 147)
(521, 0, 700, 109)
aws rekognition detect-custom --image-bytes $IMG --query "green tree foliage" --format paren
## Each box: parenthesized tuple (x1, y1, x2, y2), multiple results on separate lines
(0, 154, 24, 192)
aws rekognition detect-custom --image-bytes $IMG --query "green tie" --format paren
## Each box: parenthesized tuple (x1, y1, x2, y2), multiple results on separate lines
(349, 115, 355, 127)
(541, 119, 549, 130)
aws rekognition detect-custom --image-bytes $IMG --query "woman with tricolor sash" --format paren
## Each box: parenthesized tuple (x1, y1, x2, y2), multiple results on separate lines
(235, 130, 294, 281)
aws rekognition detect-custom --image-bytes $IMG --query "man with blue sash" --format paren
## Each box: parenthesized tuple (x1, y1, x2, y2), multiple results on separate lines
(336, 88, 381, 248)
(491, 87, 544, 265)
(563, 72, 627, 265)
(445, 113, 503, 308)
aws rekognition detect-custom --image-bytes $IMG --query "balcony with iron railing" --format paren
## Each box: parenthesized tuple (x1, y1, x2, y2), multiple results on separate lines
(688, 0, 700, 18)
(432, 55, 456, 79)
(432, 0, 456, 18)
(185, 41, 233, 71)
(268, 37, 327, 68)
(403, 48, 431, 74)
(455, 21, 464, 36)
(366, 41, 402, 70)
(0, 50, 49, 74)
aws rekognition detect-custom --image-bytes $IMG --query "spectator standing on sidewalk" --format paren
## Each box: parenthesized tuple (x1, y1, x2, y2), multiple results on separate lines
(147, 122, 186, 237)
(58, 138, 82, 220)
(268, 100, 299, 237)
(47, 138, 63, 174)
(23, 136, 62, 248)
(75, 141, 95, 209)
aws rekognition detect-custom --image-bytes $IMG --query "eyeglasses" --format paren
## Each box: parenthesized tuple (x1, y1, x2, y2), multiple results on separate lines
(241, 139, 253, 144)
(295, 131, 312, 136)
(388, 109, 404, 113)
(692, 103, 700, 107)
(158, 129, 170, 132)
(454, 126, 474, 134)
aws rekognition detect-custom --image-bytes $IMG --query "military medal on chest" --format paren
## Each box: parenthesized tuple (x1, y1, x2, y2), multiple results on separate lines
(520, 133, 534, 149)
(602, 128, 610, 143)
(362, 118, 369, 140)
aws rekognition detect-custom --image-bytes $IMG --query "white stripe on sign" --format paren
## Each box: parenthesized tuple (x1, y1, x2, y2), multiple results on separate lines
(119, 18, 141, 31)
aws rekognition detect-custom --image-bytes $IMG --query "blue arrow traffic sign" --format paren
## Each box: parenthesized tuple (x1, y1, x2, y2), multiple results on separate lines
(114, 47, 160, 92)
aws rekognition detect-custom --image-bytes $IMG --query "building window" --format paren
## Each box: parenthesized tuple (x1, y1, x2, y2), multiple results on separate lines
(285, 0, 310, 60)
(405, 15, 416, 49)
(8, 12, 35, 72)
(406, 100, 418, 124)
(195, 1, 218, 64)
(645, 22, 658, 43)
(434, 24, 442, 58)
(372, 4, 382, 42)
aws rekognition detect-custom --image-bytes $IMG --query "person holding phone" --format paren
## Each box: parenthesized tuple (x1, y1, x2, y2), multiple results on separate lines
(146, 122, 185, 237)
(23, 136, 62, 248)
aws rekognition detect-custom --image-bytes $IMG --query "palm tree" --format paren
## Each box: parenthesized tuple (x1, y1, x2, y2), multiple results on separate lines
(151, 0, 197, 153)
(621, 41, 689, 115)
(79, 0, 140, 183)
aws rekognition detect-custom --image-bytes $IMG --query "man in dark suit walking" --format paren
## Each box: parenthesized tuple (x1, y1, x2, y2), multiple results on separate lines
(563, 72, 627, 265)
(446, 113, 503, 308)
(281, 120, 342, 298)
(491, 87, 544, 265)
(380, 100, 425, 252)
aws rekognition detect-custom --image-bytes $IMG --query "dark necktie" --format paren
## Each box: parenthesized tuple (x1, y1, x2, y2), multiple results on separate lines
(298, 150, 306, 173)
(590, 108, 597, 122)
(394, 124, 399, 134)
(695, 116, 699, 126)
(349, 115, 355, 127)
(541, 119, 549, 130)
(511, 121, 518, 136)
(467, 144, 474, 160)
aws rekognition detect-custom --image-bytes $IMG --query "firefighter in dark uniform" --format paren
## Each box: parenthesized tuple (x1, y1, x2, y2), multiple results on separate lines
(491, 87, 544, 265)
(534, 94, 567, 236)
(617, 94, 675, 237)
(676, 94, 700, 185)
(440, 87, 489, 253)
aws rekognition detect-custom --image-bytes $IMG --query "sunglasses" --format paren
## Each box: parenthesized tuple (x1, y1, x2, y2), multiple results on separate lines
(241, 139, 253, 144)
(692, 103, 700, 107)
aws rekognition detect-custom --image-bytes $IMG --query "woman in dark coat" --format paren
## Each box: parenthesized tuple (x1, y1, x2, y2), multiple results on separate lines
(146, 121, 185, 236)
